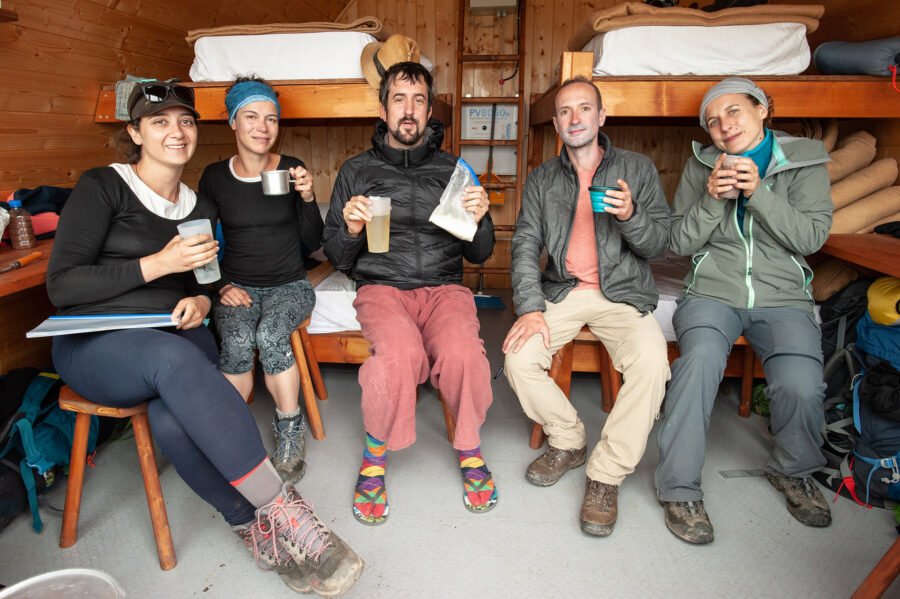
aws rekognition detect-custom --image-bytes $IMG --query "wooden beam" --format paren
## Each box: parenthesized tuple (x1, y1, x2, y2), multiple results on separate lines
(95, 82, 454, 125)
(530, 52, 900, 126)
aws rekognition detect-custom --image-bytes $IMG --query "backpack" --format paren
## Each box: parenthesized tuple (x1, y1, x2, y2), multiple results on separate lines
(816, 315, 900, 508)
(820, 278, 872, 398)
(0, 370, 98, 532)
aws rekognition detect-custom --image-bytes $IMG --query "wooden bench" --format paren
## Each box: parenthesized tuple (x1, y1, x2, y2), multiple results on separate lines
(530, 327, 761, 449)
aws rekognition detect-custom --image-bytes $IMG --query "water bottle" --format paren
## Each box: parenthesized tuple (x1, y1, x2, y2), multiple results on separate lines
(7, 199, 37, 249)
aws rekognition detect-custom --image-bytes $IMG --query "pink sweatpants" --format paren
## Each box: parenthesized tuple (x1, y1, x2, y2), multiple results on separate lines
(353, 284, 493, 451)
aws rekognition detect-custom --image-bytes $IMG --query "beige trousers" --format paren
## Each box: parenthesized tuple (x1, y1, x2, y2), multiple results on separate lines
(505, 289, 670, 485)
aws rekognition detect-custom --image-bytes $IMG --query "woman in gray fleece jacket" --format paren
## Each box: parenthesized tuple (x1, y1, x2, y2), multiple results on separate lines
(655, 78, 834, 545)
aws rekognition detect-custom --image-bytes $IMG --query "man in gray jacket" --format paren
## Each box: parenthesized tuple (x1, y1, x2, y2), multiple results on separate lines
(504, 77, 671, 537)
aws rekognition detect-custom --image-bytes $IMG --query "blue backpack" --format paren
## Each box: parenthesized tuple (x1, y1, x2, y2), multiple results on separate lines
(837, 315, 900, 507)
(0, 372, 98, 531)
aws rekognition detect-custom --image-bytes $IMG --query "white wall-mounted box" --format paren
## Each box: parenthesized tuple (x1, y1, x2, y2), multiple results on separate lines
(461, 104, 518, 140)
(460, 146, 518, 177)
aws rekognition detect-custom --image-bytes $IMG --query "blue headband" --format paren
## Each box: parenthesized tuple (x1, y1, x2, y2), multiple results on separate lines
(225, 81, 280, 125)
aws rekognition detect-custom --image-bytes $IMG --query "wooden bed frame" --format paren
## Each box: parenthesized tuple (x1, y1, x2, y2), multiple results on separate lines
(527, 51, 900, 398)
(93, 79, 453, 130)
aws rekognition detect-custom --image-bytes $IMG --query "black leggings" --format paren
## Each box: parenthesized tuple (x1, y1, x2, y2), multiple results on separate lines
(53, 326, 263, 525)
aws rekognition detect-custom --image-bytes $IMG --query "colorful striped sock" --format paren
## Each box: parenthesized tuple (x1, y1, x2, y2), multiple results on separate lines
(353, 432, 389, 525)
(458, 446, 498, 513)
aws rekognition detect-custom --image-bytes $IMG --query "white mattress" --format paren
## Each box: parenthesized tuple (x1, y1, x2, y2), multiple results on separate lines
(308, 256, 691, 340)
(308, 255, 821, 342)
(190, 31, 434, 82)
(581, 23, 810, 76)
(309, 270, 360, 334)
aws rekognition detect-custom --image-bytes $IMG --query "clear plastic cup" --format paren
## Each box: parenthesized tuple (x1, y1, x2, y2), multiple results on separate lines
(176, 218, 221, 284)
(366, 197, 392, 253)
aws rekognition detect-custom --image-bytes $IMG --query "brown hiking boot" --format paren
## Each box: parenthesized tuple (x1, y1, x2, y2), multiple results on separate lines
(661, 500, 715, 545)
(525, 445, 587, 486)
(766, 473, 832, 527)
(580, 477, 618, 537)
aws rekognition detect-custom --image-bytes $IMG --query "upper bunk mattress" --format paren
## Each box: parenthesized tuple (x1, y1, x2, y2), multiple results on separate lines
(582, 23, 810, 76)
(190, 31, 378, 82)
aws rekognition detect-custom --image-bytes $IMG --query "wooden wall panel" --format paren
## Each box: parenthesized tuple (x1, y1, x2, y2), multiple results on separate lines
(0, 0, 352, 196)
(783, 0, 900, 47)
(0, 0, 895, 287)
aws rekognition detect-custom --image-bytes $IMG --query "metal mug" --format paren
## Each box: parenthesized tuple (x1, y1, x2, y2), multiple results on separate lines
(260, 170, 296, 196)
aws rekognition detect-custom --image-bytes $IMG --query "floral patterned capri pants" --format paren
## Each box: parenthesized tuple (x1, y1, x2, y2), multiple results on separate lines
(213, 278, 316, 375)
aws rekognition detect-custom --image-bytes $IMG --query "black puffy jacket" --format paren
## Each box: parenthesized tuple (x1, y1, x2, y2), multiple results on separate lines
(323, 119, 495, 289)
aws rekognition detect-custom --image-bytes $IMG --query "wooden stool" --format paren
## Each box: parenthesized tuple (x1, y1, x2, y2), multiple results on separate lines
(289, 317, 328, 441)
(58, 386, 176, 571)
(529, 330, 759, 449)
(854, 536, 900, 598)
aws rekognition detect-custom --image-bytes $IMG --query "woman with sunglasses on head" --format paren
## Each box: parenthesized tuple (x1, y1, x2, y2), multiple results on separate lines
(655, 77, 833, 545)
(199, 76, 323, 483)
(47, 82, 363, 596)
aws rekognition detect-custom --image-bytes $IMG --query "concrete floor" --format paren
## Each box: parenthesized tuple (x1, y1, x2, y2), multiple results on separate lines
(0, 299, 897, 598)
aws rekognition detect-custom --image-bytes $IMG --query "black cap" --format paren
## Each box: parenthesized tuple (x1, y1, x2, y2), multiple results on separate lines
(127, 83, 199, 120)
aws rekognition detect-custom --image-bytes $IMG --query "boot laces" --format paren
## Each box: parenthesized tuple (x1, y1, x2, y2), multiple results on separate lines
(273, 419, 306, 463)
(268, 494, 333, 563)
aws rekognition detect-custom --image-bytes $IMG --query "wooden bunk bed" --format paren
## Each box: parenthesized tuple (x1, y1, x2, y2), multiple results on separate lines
(528, 51, 900, 407)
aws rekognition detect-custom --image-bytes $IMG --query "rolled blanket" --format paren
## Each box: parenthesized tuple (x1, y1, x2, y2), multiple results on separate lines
(832, 158, 899, 210)
(857, 212, 900, 234)
(186, 16, 385, 45)
(812, 257, 859, 302)
(827, 130, 877, 183)
(832, 186, 900, 234)
(822, 119, 839, 153)
(568, 2, 823, 51)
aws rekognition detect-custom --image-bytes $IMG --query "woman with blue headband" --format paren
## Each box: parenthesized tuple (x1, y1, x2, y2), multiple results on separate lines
(655, 77, 834, 544)
(199, 77, 324, 483)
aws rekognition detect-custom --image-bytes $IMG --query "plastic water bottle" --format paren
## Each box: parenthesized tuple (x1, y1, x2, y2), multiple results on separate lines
(7, 199, 37, 249)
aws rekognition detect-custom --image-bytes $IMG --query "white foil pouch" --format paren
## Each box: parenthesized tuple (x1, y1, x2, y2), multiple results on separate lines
(429, 158, 480, 241)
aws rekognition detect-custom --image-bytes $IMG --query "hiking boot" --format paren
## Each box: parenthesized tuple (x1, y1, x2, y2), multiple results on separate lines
(766, 472, 832, 527)
(260, 483, 365, 597)
(236, 522, 312, 593)
(525, 445, 587, 487)
(660, 500, 714, 545)
(580, 477, 618, 537)
(272, 415, 308, 482)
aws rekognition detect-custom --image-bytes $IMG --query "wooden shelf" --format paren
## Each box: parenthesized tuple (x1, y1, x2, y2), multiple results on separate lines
(0, 8, 18, 22)
(482, 182, 517, 190)
(461, 54, 519, 63)
(460, 96, 521, 104)
(819, 234, 900, 278)
(459, 139, 518, 147)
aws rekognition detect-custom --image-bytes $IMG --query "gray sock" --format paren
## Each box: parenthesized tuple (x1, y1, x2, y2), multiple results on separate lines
(232, 459, 283, 508)
(276, 407, 301, 420)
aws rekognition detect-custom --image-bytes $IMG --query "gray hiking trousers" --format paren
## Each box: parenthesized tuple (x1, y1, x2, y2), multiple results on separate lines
(655, 296, 826, 502)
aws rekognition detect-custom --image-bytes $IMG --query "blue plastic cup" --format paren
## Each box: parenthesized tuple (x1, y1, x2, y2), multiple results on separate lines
(588, 186, 620, 213)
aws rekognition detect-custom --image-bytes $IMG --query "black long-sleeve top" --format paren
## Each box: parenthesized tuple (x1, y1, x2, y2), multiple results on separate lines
(47, 167, 217, 315)
(199, 155, 324, 288)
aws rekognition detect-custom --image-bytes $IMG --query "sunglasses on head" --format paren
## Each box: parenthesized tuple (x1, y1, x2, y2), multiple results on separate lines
(139, 83, 195, 105)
